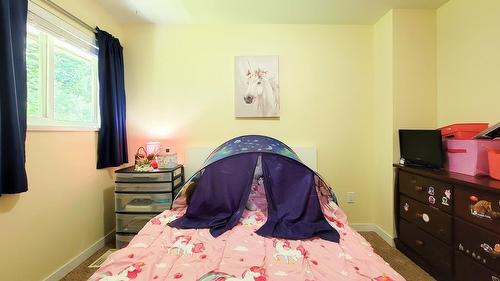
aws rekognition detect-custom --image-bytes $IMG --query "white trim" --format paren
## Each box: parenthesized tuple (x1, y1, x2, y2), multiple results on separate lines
(43, 230, 115, 281)
(28, 1, 97, 53)
(28, 125, 99, 132)
(350, 223, 395, 247)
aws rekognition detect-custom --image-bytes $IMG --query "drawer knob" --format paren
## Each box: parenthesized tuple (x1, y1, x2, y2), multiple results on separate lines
(416, 213, 430, 223)
(415, 240, 424, 246)
(411, 179, 417, 184)
(415, 186, 424, 192)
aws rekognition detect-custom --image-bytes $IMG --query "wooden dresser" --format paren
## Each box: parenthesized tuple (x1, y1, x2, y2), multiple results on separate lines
(394, 165, 500, 281)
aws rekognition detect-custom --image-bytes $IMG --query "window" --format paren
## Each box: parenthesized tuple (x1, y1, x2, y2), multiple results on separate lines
(27, 3, 99, 130)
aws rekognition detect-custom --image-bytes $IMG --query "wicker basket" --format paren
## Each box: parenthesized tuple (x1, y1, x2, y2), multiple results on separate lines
(134, 147, 153, 171)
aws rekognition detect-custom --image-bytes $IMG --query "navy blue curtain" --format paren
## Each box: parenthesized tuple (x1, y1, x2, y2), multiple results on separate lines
(96, 28, 128, 169)
(256, 153, 340, 242)
(169, 154, 259, 237)
(0, 0, 28, 196)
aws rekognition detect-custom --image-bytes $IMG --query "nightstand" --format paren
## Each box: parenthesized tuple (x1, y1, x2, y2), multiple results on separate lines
(114, 165, 184, 249)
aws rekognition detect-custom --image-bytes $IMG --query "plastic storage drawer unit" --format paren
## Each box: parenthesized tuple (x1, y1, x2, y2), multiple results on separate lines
(113, 165, 184, 249)
(115, 177, 182, 193)
(116, 166, 183, 182)
(115, 182, 172, 193)
(116, 234, 135, 249)
(115, 192, 173, 213)
(116, 213, 156, 233)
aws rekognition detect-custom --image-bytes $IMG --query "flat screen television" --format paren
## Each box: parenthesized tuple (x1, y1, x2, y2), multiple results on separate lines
(399, 129, 444, 169)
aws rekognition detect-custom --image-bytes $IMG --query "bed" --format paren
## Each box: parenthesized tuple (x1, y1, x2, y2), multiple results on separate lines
(90, 136, 403, 281)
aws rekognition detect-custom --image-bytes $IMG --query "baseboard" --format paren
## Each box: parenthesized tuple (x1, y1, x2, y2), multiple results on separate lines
(350, 223, 395, 247)
(43, 230, 115, 281)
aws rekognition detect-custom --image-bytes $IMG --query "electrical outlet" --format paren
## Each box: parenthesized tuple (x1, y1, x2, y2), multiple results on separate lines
(346, 192, 356, 203)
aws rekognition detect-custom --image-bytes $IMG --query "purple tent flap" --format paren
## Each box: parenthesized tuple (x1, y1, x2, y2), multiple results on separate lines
(169, 154, 258, 237)
(255, 153, 339, 242)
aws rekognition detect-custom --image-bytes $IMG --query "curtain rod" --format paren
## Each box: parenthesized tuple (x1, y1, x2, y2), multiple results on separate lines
(30, 0, 97, 34)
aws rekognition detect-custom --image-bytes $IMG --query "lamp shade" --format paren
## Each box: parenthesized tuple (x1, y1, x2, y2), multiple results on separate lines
(146, 142, 161, 155)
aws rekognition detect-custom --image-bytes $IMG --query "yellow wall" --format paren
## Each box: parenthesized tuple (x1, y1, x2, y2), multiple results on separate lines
(437, 0, 500, 126)
(393, 9, 437, 160)
(0, 1, 124, 280)
(372, 10, 395, 237)
(123, 24, 376, 224)
(371, 9, 437, 237)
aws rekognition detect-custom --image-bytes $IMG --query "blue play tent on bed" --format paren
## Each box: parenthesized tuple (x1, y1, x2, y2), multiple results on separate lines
(169, 135, 340, 242)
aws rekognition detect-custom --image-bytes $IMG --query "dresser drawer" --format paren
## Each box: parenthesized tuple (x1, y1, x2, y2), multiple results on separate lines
(399, 171, 453, 213)
(455, 185, 500, 234)
(116, 172, 171, 182)
(399, 195, 452, 243)
(116, 166, 182, 182)
(115, 177, 182, 193)
(455, 218, 500, 272)
(116, 234, 135, 249)
(455, 252, 500, 281)
(116, 213, 156, 234)
(399, 219, 452, 278)
(115, 193, 173, 213)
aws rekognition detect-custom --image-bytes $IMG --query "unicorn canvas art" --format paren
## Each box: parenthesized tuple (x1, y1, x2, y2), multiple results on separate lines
(235, 56, 280, 117)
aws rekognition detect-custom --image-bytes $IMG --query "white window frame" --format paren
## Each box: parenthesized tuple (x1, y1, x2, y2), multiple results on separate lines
(27, 2, 100, 131)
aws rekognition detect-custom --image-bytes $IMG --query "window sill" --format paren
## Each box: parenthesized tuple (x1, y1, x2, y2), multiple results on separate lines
(28, 125, 100, 132)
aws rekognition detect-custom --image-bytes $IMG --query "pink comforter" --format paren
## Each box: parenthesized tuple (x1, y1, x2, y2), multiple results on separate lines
(90, 207, 403, 281)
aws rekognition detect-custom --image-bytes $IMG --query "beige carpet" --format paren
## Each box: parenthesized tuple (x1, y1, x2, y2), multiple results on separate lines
(360, 232, 435, 281)
(61, 232, 434, 281)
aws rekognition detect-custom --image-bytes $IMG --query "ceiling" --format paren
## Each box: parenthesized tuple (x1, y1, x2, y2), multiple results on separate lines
(98, 0, 449, 25)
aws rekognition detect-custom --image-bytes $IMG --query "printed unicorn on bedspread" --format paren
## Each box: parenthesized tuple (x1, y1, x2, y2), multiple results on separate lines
(272, 239, 307, 264)
(199, 266, 266, 281)
(241, 211, 266, 226)
(167, 235, 205, 256)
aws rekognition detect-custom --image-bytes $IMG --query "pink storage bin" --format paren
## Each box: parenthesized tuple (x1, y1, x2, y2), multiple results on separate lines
(444, 139, 500, 176)
(488, 149, 500, 180)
